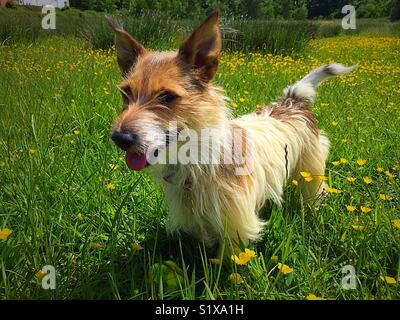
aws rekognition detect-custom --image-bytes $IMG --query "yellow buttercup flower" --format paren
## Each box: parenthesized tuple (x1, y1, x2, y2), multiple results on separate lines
(0, 228, 12, 240)
(230, 101, 238, 108)
(278, 263, 293, 275)
(90, 242, 103, 250)
(73, 130, 80, 136)
(360, 206, 372, 213)
(346, 205, 357, 213)
(131, 243, 144, 251)
(363, 176, 373, 185)
(331, 121, 338, 126)
(109, 163, 119, 170)
(392, 219, 400, 230)
(325, 187, 342, 194)
(352, 225, 365, 231)
(340, 158, 348, 164)
(209, 258, 222, 265)
(379, 194, 391, 201)
(380, 275, 397, 285)
(332, 161, 340, 167)
(35, 270, 46, 280)
(346, 177, 356, 183)
(244, 248, 256, 259)
(357, 159, 366, 166)
(304, 176, 314, 182)
(306, 294, 326, 300)
(106, 183, 117, 190)
(376, 167, 385, 173)
(292, 179, 299, 186)
(231, 248, 256, 265)
(29, 148, 37, 156)
(229, 273, 244, 284)
(385, 171, 395, 179)
(300, 171, 311, 178)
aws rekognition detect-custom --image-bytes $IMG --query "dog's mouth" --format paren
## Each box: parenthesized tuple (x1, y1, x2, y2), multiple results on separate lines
(125, 151, 149, 171)
(125, 133, 172, 171)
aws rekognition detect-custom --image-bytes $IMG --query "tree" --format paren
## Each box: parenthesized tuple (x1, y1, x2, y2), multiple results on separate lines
(391, 0, 400, 20)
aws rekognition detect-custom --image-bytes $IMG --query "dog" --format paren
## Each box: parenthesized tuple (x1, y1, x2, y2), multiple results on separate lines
(106, 11, 355, 253)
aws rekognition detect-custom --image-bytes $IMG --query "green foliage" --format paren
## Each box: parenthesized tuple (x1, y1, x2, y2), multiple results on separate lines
(65, 0, 394, 20)
(391, 0, 400, 21)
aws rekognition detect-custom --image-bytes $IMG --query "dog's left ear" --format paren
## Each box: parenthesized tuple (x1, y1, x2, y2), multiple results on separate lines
(178, 10, 222, 82)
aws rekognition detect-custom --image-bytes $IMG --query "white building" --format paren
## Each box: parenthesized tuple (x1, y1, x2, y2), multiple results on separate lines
(19, 0, 69, 8)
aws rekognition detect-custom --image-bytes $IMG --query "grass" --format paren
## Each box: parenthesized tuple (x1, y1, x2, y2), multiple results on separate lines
(0, 22, 400, 299)
(2, 7, 399, 54)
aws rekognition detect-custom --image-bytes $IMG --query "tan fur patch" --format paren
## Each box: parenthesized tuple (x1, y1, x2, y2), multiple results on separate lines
(259, 98, 318, 136)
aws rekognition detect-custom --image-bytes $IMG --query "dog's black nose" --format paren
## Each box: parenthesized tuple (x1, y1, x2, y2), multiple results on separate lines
(111, 130, 137, 150)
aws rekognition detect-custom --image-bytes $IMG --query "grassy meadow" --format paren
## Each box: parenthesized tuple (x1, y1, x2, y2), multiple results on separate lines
(0, 9, 400, 300)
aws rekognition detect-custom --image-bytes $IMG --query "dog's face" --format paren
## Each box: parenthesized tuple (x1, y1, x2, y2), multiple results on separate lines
(107, 11, 222, 170)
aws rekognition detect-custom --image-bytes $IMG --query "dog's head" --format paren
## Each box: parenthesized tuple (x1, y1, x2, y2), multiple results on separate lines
(107, 11, 224, 171)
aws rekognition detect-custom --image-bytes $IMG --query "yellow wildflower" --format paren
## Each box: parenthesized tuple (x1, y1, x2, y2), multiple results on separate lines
(106, 183, 116, 190)
(346, 177, 356, 183)
(385, 171, 395, 179)
(300, 171, 312, 178)
(357, 159, 366, 166)
(360, 206, 372, 213)
(229, 273, 244, 284)
(131, 243, 144, 251)
(332, 161, 340, 167)
(209, 258, 222, 265)
(109, 163, 119, 170)
(346, 205, 357, 213)
(331, 121, 338, 126)
(278, 263, 293, 275)
(73, 130, 80, 136)
(352, 225, 365, 231)
(379, 194, 391, 201)
(376, 167, 384, 173)
(35, 270, 46, 281)
(244, 248, 256, 259)
(90, 242, 103, 250)
(340, 158, 348, 164)
(363, 176, 373, 185)
(325, 187, 342, 194)
(380, 275, 397, 285)
(392, 219, 400, 230)
(306, 294, 326, 300)
(0, 228, 12, 240)
(292, 179, 299, 186)
(318, 176, 328, 181)
(29, 148, 37, 156)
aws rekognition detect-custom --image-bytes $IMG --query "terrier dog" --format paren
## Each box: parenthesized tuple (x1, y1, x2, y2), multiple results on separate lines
(106, 11, 355, 253)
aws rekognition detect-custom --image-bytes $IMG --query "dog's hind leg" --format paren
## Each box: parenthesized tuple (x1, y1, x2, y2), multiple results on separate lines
(297, 133, 330, 202)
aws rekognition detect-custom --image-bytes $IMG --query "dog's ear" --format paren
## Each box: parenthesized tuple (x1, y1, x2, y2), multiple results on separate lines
(178, 10, 222, 82)
(106, 16, 146, 76)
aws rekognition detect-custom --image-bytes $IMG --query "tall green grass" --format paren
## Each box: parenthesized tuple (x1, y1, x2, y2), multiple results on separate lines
(4, 7, 399, 54)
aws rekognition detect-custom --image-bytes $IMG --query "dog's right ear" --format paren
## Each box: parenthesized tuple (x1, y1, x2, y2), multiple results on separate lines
(106, 16, 146, 76)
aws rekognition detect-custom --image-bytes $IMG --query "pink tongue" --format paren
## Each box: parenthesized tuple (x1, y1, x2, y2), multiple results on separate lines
(125, 152, 148, 171)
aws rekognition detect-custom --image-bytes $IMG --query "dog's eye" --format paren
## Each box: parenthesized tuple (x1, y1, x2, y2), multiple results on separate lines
(158, 91, 178, 105)
(118, 85, 134, 105)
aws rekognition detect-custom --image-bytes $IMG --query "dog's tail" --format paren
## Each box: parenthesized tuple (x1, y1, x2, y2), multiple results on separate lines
(283, 64, 356, 105)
